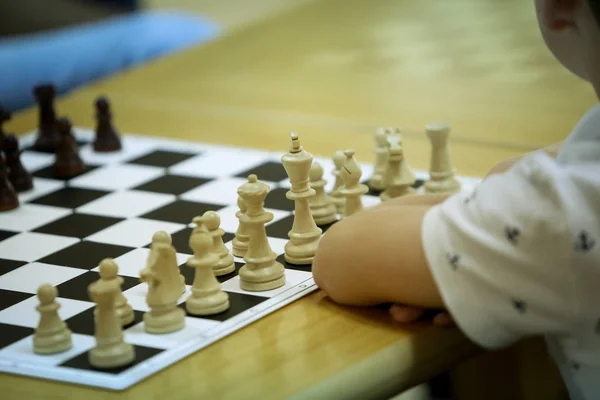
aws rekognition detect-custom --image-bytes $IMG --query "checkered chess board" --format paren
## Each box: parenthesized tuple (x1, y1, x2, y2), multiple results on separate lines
(0, 128, 479, 390)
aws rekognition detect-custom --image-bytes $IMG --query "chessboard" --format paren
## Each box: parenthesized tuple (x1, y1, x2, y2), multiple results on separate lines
(0, 127, 479, 391)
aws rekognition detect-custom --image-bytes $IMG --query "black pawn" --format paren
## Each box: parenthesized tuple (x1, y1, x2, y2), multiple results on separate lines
(3, 135, 33, 192)
(33, 84, 60, 153)
(0, 153, 19, 212)
(93, 97, 121, 152)
(0, 104, 10, 151)
(53, 117, 86, 178)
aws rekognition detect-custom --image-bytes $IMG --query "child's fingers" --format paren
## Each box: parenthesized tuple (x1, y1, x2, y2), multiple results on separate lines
(432, 312, 454, 326)
(389, 305, 426, 322)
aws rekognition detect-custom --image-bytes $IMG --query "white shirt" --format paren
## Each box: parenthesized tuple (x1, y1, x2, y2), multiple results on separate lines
(422, 104, 600, 400)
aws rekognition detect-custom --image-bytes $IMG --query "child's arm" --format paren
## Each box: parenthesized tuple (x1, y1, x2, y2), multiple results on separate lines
(314, 152, 579, 352)
(313, 203, 444, 308)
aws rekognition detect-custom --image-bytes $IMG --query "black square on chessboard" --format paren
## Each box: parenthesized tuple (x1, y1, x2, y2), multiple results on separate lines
(56, 271, 141, 303)
(60, 343, 163, 374)
(127, 150, 197, 168)
(65, 307, 144, 336)
(133, 174, 210, 195)
(33, 213, 124, 239)
(0, 323, 33, 348)
(38, 241, 134, 270)
(179, 291, 266, 322)
(0, 289, 34, 312)
(29, 187, 111, 209)
(0, 259, 27, 277)
(276, 254, 313, 272)
(263, 187, 294, 211)
(140, 200, 226, 225)
(265, 215, 294, 239)
(235, 161, 289, 183)
(0, 230, 17, 242)
(178, 260, 242, 286)
(32, 164, 98, 181)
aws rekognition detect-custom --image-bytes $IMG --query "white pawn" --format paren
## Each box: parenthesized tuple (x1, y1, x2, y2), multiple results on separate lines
(148, 231, 185, 295)
(97, 258, 134, 327)
(33, 284, 72, 354)
(232, 195, 250, 258)
(185, 222, 230, 315)
(329, 150, 346, 213)
(200, 211, 235, 276)
(369, 127, 391, 191)
(88, 261, 135, 369)
(424, 122, 461, 194)
(140, 231, 186, 334)
(309, 161, 337, 225)
(339, 150, 368, 218)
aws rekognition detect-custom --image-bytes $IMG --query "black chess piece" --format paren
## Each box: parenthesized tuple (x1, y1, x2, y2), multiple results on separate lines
(93, 96, 122, 152)
(33, 84, 60, 153)
(53, 117, 86, 178)
(0, 104, 10, 151)
(0, 152, 19, 212)
(3, 135, 33, 192)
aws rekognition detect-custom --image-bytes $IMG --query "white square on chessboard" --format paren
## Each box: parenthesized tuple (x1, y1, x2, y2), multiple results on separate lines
(0, 295, 93, 328)
(0, 203, 71, 232)
(212, 205, 290, 234)
(76, 190, 176, 218)
(69, 164, 164, 191)
(220, 269, 313, 298)
(180, 177, 252, 206)
(361, 194, 382, 209)
(85, 218, 186, 248)
(123, 283, 191, 313)
(169, 149, 271, 179)
(124, 317, 220, 350)
(78, 139, 156, 166)
(93, 248, 190, 278)
(0, 333, 95, 366)
(0, 262, 87, 293)
(20, 151, 54, 173)
(0, 233, 79, 262)
(18, 178, 65, 203)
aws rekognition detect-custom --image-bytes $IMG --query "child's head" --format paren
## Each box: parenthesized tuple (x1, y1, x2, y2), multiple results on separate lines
(535, 0, 600, 97)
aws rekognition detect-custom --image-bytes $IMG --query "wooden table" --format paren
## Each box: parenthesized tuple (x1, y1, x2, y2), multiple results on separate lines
(2, 0, 596, 398)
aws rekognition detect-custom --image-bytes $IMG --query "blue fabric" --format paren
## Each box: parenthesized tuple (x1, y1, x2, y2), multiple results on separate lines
(0, 11, 220, 112)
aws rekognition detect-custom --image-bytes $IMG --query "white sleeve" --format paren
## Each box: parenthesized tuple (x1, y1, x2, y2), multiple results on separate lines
(421, 152, 580, 349)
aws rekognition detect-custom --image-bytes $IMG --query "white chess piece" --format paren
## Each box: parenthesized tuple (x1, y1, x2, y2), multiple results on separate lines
(88, 261, 135, 369)
(201, 211, 235, 276)
(369, 127, 391, 191)
(95, 258, 134, 327)
(424, 122, 461, 194)
(238, 174, 286, 291)
(281, 132, 322, 265)
(380, 141, 416, 201)
(339, 150, 368, 218)
(33, 284, 72, 354)
(185, 221, 230, 315)
(309, 161, 337, 226)
(232, 195, 250, 258)
(329, 150, 346, 214)
(140, 231, 186, 333)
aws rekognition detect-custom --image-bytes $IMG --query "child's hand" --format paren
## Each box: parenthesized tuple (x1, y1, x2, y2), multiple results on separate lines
(389, 304, 454, 326)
